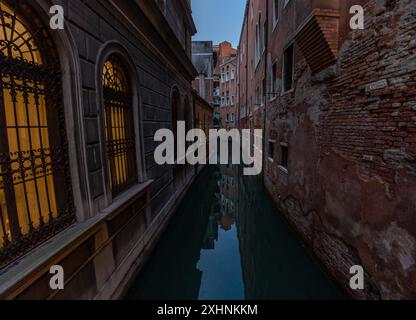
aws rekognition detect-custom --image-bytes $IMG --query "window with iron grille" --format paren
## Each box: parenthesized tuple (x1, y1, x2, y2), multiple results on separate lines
(102, 54, 138, 196)
(0, 1, 75, 268)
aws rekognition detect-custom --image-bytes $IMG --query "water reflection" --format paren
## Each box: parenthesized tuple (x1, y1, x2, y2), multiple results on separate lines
(125, 164, 345, 300)
(197, 164, 244, 300)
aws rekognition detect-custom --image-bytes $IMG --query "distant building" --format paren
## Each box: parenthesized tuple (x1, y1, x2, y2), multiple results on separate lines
(213, 42, 238, 128)
(213, 41, 238, 76)
(219, 56, 238, 129)
(192, 41, 215, 105)
(192, 41, 238, 128)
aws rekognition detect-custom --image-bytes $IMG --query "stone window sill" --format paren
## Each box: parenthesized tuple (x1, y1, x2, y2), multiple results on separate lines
(103, 180, 153, 217)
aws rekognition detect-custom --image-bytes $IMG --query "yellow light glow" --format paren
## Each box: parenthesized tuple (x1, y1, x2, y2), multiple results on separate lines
(102, 58, 131, 192)
(0, 3, 57, 244)
(0, 2, 42, 64)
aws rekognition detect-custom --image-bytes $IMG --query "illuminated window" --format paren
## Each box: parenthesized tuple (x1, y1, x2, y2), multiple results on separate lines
(102, 54, 138, 196)
(0, 2, 75, 267)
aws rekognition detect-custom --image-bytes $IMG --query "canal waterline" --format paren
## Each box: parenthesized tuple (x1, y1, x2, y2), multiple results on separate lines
(125, 165, 345, 300)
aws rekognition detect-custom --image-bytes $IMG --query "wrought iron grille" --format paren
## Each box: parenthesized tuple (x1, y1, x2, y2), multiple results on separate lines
(102, 54, 138, 196)
(0, 1, 75, 269)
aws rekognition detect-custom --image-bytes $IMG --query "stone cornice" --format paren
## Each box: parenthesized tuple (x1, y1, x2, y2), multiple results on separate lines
(110, 0, 197, 82)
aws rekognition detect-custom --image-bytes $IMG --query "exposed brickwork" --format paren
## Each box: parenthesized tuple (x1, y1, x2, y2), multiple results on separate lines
(295, 9, 340, 73)
(239, 0, 416, 299)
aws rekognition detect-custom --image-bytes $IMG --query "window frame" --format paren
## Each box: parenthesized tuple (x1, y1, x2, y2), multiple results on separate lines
(101, 54, 139, 197)
(0, 1, 76, 268)
(255, 23, 260, 66)
(96, 44, 146, 205)
(282, 43, 294, 94)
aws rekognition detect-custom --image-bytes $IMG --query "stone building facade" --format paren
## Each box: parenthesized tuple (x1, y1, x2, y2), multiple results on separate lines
(0, 0, 197, 299)
(238, 0, 416, 299)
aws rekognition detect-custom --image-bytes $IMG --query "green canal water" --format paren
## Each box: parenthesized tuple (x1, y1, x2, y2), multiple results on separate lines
(125, 164, 345, 300)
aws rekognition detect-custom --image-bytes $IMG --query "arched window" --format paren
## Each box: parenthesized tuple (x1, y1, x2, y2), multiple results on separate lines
(102, 54, 138, 196)
(0, 2, 74, 267)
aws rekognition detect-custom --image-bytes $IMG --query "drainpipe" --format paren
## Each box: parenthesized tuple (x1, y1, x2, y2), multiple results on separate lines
(262, 0, 269, 182)
(245, 8, 249, 131)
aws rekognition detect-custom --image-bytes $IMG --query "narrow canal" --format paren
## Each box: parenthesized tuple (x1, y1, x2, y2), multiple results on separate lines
(125, 164, 345, 300)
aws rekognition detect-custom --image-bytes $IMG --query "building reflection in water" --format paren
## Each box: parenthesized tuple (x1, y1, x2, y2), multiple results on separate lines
(125, 166, 218, 300)
(125, 164, 344, 300)
(202, 163, 238, 248)
(197, 164, 244, 300)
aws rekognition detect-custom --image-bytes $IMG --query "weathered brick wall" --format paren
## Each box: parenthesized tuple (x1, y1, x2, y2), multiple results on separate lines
(265, 0, 416, 299)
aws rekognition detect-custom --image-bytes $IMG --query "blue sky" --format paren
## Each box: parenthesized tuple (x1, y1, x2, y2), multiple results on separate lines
(192, 0, 246, 48)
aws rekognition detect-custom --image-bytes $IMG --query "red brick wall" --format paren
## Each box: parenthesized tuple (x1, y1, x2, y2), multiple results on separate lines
(237, 0, 267, 131)
(214, 41, 237, 74)
(220, 58, 238, 128)
(262, 0, 416, 299)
